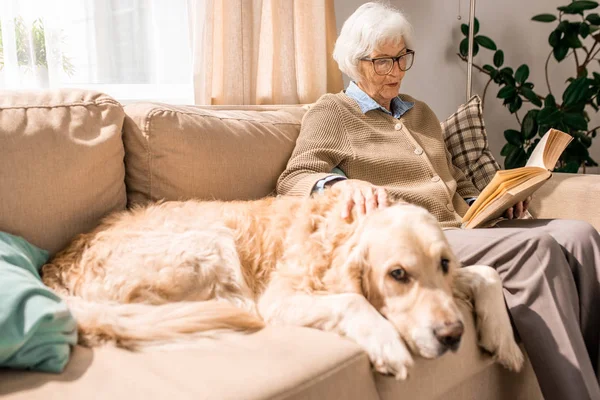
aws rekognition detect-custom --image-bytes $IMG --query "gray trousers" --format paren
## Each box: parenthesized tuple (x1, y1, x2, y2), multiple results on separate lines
(445, 219, 600, 400)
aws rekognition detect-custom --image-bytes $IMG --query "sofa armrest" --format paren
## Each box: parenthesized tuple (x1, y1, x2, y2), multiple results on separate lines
(528, 172, 600, 230)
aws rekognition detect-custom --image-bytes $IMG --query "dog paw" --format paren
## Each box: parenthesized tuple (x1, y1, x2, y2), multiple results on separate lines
(360, 324, 414, 380)
(477, 316, 524, 372)
(463, 265, 524, 372)
(495, 338, 525, 372)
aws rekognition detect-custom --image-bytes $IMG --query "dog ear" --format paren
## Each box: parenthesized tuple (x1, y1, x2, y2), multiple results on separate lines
(343, 244, 385, 310)
(329, 240, 370, 294)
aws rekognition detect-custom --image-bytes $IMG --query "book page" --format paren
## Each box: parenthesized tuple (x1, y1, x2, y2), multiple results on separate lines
(466, 170, 541, 222)
(462, 128, 571, 229)
(526, 129, 573, 170)
(462, 166, 543, 222)
(464, 172, 550, 229)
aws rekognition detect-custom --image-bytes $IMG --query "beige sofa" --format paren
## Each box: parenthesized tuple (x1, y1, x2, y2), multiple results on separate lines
(2, 89, 595, 400)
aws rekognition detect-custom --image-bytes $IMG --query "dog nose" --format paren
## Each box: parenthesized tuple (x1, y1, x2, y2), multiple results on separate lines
(433, 321, 464, 350)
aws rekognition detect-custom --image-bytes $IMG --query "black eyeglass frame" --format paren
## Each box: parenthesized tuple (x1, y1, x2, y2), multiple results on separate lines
(360, 49, 415, 75)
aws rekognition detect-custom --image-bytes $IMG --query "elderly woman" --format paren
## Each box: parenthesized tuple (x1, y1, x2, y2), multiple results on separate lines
(277, 3, 600, 400)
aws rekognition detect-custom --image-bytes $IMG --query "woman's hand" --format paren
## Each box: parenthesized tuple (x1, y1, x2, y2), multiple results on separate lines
(330, 179, 390, 219)
(504, 196, 532, 220)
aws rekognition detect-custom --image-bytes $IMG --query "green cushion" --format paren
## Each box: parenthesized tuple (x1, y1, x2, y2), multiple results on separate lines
(0, 232, 77, 373)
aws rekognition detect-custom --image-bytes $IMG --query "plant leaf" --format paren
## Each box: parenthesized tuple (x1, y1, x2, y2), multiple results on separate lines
(580, 22, 591, 38)
(567, 140, 590, 159)
(563, 112, 589, 131)
(461, 23, 469, 37)
(522, 110, 539, 139)
(461, 19, 480, 36)
(505, 146, 527, 169)
(532, 14, 557, 22)
(549, 30, 561, 47)
(493, 50, 504, 67)
(554, 41, 570, 61)
(521, 86, 543, 106)
(545, 94, 557, 108)
(515, 64, 530, 84)
(587, 13, 600, 24)
(498, 85, 517, 99)
(475, 35, 497, 50)
(500, 67, 516, 86)
(538, 106, 562, 125)
(460, 38, 468, 57)
(557, 21, 569, 32)
(558, 1, 599, 15)
(509, 96, 523, 113)
(500, 67, 514, 77)
(577, 132, 593, 147)
(504, 129, 523, 145)
(563, 77, 591, 105)
(565, 32, 583, 48)
(483, 64, 496, 74)
(501, 142, 517, 156)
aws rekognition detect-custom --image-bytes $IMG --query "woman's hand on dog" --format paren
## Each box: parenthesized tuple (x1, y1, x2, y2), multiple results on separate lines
(331, 179, 390, 220)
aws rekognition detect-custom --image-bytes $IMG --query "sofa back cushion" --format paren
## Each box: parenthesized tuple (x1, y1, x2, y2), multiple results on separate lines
(123, 103, 306, 205)
(122, 99, 503, 206)
(0, 90, 127, 256)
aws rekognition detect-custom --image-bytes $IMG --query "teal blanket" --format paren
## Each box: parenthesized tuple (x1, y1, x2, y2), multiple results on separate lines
(0, 232, 77, 373)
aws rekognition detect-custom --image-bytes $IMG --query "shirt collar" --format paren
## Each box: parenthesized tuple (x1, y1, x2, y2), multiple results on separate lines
(345, 81, 414, 118)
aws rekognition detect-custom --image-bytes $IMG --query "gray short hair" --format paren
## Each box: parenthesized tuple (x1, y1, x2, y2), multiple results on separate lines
(333, 2, 414, 82)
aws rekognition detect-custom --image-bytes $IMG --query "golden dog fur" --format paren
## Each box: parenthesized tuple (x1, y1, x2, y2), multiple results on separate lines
(42, 191, 523, 379)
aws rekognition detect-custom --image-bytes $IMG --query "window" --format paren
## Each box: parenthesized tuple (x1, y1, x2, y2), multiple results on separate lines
(0, 0, 193, 104)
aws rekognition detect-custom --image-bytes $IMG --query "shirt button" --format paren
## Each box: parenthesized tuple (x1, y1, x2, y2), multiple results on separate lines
(394, 123, 402, 130)
(414, 147, 423, 155)
(446, 203, 454, 212)
(431, 175, 440, 182)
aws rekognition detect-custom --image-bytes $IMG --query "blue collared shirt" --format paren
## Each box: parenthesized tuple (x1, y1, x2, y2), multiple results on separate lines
(345, 81, 414, 118)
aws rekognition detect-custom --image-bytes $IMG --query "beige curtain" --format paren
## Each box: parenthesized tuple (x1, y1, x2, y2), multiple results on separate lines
(189, 0, 343, 105)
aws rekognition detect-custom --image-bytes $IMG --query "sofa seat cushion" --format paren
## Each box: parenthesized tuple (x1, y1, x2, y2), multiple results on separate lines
(0, 326, 379, 400)
(0, 304, 541, 400)
(123, 103, 307, 205)
(0, 89, 127, 256)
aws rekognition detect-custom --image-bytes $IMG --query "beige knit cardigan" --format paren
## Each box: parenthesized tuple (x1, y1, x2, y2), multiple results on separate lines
(276, 91, 481, 228)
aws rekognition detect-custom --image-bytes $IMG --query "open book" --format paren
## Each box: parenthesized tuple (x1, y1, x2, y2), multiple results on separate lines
(461, 128, 573, 229)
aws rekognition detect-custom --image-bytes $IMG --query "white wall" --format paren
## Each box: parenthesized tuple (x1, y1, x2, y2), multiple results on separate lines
(334, 0, 600, 173)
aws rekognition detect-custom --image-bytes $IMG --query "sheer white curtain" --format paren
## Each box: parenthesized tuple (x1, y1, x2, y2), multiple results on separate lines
(0, 0, 193, 103)
(188, 0, 342, 105)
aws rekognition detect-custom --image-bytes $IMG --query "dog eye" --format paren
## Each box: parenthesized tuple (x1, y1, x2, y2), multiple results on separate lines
(390, 268, 409, 283)
(441, 258, 450, 274)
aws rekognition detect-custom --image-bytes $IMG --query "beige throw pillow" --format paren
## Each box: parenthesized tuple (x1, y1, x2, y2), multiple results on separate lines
(441, 95, 501, 192)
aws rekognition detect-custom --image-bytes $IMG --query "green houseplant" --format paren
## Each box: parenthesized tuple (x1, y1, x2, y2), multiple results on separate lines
(458, 0, 600, 172)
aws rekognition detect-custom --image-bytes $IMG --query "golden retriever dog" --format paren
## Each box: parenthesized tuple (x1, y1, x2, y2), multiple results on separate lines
(41, 190, 523, 379)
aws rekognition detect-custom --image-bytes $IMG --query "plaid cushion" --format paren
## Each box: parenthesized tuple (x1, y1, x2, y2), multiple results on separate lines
(441, 95, 501, 192)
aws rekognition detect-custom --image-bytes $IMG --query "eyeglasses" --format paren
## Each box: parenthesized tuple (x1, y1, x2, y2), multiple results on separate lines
(361, 50, 415, 75)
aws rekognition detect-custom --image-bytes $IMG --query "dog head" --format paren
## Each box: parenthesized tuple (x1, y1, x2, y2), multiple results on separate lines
(345, 203, 464, 359)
